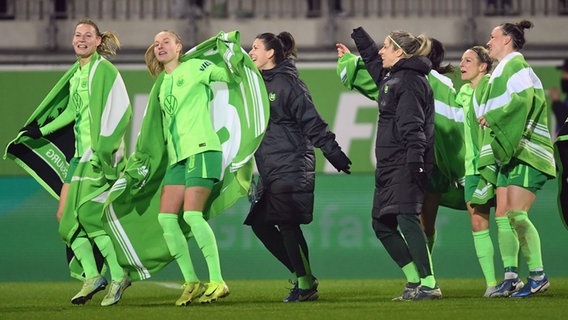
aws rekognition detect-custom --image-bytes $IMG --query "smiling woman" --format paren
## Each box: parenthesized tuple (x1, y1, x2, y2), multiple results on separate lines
(10, 18, 133, 307)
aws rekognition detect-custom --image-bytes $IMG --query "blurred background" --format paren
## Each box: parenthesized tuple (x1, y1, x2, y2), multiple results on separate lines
(1, 0, 567, 283)
(0, 0, 568, 62)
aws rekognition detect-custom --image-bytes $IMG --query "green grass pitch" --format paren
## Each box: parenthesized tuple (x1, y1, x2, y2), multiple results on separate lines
(1, 278, 566, 320)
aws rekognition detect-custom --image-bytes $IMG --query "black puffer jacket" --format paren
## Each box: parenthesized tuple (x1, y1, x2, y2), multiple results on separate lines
(245, 59, 344, 224)
(352, 27, 435, 218)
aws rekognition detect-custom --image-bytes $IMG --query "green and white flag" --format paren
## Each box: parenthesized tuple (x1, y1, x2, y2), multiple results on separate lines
(477, 52, 555, 181)
(337, 53, 466, 209)
(103, 30, 270, 281)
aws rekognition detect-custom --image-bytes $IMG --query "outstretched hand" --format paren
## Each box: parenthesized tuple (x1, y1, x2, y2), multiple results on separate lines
(336, 43, 350, 58)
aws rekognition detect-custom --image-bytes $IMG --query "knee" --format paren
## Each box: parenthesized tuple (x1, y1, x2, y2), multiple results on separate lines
(372, 218, 395, 240)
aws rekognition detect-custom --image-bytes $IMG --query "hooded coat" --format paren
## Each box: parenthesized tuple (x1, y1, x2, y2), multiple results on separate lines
(352, 27, 435, 218)
(245, 59, 343, 225)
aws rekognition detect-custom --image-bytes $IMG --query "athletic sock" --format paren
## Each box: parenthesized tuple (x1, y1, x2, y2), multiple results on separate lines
(70, 236, 99, 279)
(158, 213, 198, 283)
(426, 230, 436, 254)
(504, 266, 519, 280)
(529, 269, 545, 281)
(93, 235, 124, 281)
(421, 275, 436, 289)
(472, 229, 497, 287)
(401, 262, 420, 284)
(507, 210, 544, 271)
(297, 275, 313, 290)
(495, 216, 519, 272)
(183, 211, 223, 282)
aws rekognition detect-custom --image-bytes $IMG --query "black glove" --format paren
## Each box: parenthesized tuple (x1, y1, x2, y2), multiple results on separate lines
(408, 162, 426, 186)
(325, 150, 352, 174)
(20, 123, 42, 139)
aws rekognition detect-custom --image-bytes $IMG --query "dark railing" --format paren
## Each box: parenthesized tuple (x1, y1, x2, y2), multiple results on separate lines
(1, 0, 567, 21)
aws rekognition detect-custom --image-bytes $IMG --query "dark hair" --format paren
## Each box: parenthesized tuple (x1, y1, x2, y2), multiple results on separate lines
(428, 38, 454, 74)
(469, 46, 493, 73)
(255, 31, 298, 65)
(75, 18, 120, 59)
(499, 19, 533, 50)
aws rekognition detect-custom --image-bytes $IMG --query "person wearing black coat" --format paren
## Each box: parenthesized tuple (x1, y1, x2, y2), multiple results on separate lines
(246, 31, 351, 302)
(350, 26, 440, 300)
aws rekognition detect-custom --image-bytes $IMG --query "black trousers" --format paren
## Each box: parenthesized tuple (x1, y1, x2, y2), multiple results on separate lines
(372, 214, 433, 278)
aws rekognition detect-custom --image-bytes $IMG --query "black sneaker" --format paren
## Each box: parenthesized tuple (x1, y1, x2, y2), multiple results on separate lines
(283, 276, 319, 302)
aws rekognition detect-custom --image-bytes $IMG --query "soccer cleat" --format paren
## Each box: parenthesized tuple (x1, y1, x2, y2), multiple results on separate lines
(198, 281, 230, 304)
(283, 276, 319, 302)
(101, 276, 131, 306)
(392, 282, 420, 301)
(487, 277, 524, 297)
(71, 275, 108, 305)
(483, 285, 497, 298)
(412, 285, 442, 300)
(298, 285, 319, 302)
(176, 281, 205, 306)
(510, 275, 550, 298)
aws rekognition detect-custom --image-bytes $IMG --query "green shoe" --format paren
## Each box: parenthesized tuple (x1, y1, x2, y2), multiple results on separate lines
(101, 276, 131, 306)
(176, 282, 205, 306)
(71, 275, 108, 305)
(199, 281, 230, 304)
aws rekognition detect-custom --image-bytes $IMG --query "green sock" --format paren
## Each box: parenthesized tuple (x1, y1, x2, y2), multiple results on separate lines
(495, 216, 519, 270)
(93, 235, 124, 281)
(472, 230, 497, 287)
(426, 230, 436, 254)
(507, 210, 543, 270)
(401, 262, 420, 284)
(183, 211, 223, 282)
(297, 245, 313, 290)
(70, 237, 99, 279)
(421, 275, 436, 289)
(298, 275, 313, 290)
(158, 213, 198, 283)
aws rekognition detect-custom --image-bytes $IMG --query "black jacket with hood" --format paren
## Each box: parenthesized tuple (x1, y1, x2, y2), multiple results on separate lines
(351, 27, 435, 218)
(245, 59, 344, 225)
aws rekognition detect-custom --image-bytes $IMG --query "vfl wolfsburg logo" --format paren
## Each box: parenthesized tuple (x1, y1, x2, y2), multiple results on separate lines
(72, 92, 82, 109)
(177, 77, 185, 87)
(164, 95, 178, 115)
(383, 85, 389, 94)
(81, 80, 87, 88)
(268, 92, 276, 101)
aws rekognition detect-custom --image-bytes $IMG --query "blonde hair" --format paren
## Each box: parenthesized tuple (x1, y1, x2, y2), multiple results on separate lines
(145, 30, 183, 78)
(389, 30, 431, 58)
(76, 18, 120, 59)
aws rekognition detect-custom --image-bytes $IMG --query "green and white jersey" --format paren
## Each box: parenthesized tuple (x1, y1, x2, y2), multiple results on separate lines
(459, 75, 490, 176)
(478, 52, 555, 178)
(69, 66, 92, 157)
(159, 58, 231, 165)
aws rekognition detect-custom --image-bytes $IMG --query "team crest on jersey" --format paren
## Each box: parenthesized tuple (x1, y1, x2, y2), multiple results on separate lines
(383, 85, 389, 94)
(72, 92, 82, 110)
(199, 60, 212, 71)
(268, 92, 276, 101)
(164, 94, 178, 115)
(81, 80, 87, 89)
(177, 77, 185, 87)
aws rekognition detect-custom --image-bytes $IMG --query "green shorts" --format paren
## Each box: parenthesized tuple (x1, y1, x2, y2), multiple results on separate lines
(63, 157, 80, 183)
(464, 174, 483, 202)
(496, 159, 547, 194)
(163, 151, 222, 188)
